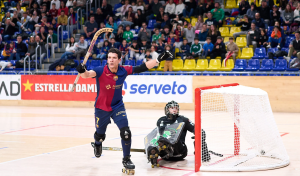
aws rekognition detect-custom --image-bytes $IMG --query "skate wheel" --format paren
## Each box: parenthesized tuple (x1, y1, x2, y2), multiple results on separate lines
(155, 154, 158, 157)
(131, 170, 135, 175)
(163, 145, 166, 149)
(149, 155, 153, 159)
(156, 164, 160, 167)
(122, 168, 125, 173)
(151, 165, 154, 168)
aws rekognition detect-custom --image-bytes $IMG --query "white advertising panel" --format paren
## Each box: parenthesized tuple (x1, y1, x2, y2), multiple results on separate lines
(0, 75, 21, 100)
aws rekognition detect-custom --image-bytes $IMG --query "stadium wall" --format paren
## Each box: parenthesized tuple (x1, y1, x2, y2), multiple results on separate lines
(0, 75, 299, 112)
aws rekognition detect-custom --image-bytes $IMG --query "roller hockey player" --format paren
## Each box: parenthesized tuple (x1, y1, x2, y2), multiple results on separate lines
(146, 101, 212, 168)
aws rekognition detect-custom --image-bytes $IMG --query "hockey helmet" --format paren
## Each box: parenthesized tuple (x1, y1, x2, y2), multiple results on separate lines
(164, 100, 179, 121)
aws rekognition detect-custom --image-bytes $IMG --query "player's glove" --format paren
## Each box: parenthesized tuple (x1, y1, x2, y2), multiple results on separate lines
(76, 63, 87, 73)
(156, 50, 174, 63)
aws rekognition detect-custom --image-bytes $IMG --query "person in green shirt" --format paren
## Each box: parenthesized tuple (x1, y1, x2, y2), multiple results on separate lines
(123, 25, 133, 45)
(152, 28, 161, 43)
(45, 28, 58, 55)
(189, 38, 202, 59)
(210, 2, 225, 27)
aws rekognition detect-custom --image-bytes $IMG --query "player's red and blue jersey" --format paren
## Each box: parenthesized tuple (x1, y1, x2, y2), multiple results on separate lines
(93, 65, 134, 111)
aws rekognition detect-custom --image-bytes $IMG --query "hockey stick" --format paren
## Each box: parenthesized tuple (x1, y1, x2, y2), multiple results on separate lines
(103, 146, 145, 153)
(70, 28, 114, 92)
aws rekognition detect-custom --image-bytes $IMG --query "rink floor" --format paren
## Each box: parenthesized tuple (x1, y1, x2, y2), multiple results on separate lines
(0, 106, 299, 176)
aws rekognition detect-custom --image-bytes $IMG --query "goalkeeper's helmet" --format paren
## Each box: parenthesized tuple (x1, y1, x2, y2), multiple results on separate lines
(165, 100, 179, 121)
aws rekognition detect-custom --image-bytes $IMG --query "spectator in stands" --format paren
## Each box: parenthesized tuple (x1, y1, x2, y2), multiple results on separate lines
(1, 18, 16, 42)
(38, 26, 48, 41)
(128, 40, 140, 60)
(74, 35, 88, 62)
(117, 0, 131, 17)
(178, 39, 190, 59)
(184, 22, 196, 45)
(76, 0, 86, 8)
(57, 11, 68, 30)
(247, 22, 259, 49)
(49, 3, 58, 20)
(136, 1, 145, 13)
(83, 15, 98, 39)
(189, 38, 202, 59)
(205, 12, 217, 28)
(204, 0, 214, 17)
(138, 23, 151, 43)
(16, 3, 24, 19)
(51, 0, 60, 9)
(58, 1, 68, 16)
(123, 25, 133, 44)
(252, 13, 265, 30)
(119, 39, 129, 63)
(156, 7, 165, 25)
(3, 42, 15, 60)
(101, 0, 113, 20)
(110, 38, 120, 49)
(195, 0, 205, 17)
(69, 8, 77, 31)
(11, 11, 22, 33)
(152, 28, 162, 43)
(162, 26, 171, 43)
(156, 14, 171, 30)
(210, 36, 226, 61)
(270, 5, 281, 26)
(146, 0, 163, 21)
(103, 32, 115, 43)
(106, 17, 118, 35)
(120, 7, 135, 27)
(96, 40, 110, 60)
(0, 61, 13, 72)
(207, 24, 220, 44)
(246, 3, 257, 22)
(258, 0, 271, 27)
(233, 15, 251, 38)
(210, 2, 224, 27)
(60, 36, 77, 60)
(174, 23, 183, 48)
(115, 26, 124, 44)
(46, 28, 58, 55)
(282, 4, 294, 26)
(195, 15, 204, 31)
(131, 1, 137, 13)
(164, 44, 174, 71)
(139, 38, 151, 60)
(30, 3, 41, 16)
(183, 0, 196, 18)
(42, 0, 51, 11)
(25, 36, 35, 59)
(31, 35, 47, 62)
(289, 0, 297, 11)
(201, 37, 213, 58)
(135, 9, 146, 27)
(175, 0, 185, 18)
(284, 31, 300, 61)
(258, 29, 268, 48)
(93, 8, 105, 27)
(293, 2, 300, 26)
(165, 0, 176, 19)
(35, 16, 50, 33)
(267, 26, 282, 48)
(50, 18, 58, 31)
(66, 0, 73, 8)
(226, 37, 239, 62)
(143, 49, 152, 63)
(198, 23, 209, 45)
(20, 12, 31, 32)
(2, 12, 11, 24)
(150, 46, 159, 61)
(238, 0, 250, 15)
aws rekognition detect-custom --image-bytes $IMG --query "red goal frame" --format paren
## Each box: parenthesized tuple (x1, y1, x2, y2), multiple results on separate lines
(194, 83, 240, 172)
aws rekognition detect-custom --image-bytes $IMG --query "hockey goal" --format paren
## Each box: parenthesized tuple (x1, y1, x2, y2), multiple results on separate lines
(194, 83, 290, 172)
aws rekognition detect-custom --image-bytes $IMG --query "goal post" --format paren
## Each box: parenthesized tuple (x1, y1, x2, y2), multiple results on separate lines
(194, 83, 289, 172)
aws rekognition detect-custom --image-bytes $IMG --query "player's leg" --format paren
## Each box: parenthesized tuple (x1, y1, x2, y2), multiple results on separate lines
(93, 108, 112, 158)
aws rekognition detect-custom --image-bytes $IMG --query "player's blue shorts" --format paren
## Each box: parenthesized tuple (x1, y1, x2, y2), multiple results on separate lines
(94, 105, 128, 134)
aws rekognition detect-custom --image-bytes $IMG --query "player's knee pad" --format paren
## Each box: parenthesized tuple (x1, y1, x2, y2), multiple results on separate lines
(94, 132, 106, 142)
(120, 127, 131, 141)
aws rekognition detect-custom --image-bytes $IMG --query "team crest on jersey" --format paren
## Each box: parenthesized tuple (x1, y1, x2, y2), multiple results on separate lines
(106, 84, 111, 89)
(113, 75, 118, 81)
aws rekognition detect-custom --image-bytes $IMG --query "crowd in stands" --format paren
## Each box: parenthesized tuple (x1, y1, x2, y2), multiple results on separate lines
(1, 0, 300, 72)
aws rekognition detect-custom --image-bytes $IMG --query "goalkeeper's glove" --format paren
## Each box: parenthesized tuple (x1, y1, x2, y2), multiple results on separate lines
(156, 50, 174, 63)
(76, 63, 87, 73)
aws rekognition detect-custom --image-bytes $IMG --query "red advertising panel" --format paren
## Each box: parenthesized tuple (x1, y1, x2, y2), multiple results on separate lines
(21, 75, 97, 101)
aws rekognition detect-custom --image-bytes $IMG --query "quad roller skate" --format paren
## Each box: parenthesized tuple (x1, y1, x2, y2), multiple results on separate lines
(122, 155, 135, 175)
(157, 137, 174, 159)
(91, 142, 102, 158)
(147, 146, 160, 168)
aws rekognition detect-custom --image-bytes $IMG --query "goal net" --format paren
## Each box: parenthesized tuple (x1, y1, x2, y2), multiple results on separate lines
(194, 83, 289, 172)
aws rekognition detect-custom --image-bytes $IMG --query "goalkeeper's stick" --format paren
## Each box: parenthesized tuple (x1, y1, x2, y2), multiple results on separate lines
(70, 28, 114, 92)
(91, 142, 145, 153)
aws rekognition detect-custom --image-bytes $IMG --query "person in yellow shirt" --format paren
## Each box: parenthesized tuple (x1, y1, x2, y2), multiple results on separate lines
(57, 11, 68, 30)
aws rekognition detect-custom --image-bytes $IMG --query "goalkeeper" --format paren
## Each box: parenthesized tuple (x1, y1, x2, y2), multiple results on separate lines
(147, 101, 211, 164)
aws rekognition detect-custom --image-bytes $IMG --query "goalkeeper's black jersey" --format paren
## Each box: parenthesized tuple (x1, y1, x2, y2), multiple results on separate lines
(156, 115, 195, 143)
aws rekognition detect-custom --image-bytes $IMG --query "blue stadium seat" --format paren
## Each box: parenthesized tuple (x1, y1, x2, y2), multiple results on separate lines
(101, 60, 107, 66)
(259, 59, 273, 71)
(269, 72, 282, 76)
(89, 60, 101, 70)
(284, 36, 295, 48)
(273, 59, 287, 71)
(253, 48, 266, 59)
(286, 59, 300, 71)
(74, 60, 79, 67)
(124, 60, 131, 65)
(232, 59, 247, 71)
(255, 73, 268, 76)
(136, 60, 143, 66)
(113, 3, 123, 13)
(266, 48, 278, 58)
(245, 59, 260, 71)
(47, 71, 57, 75)
(147, 20, 156, 29)
(267, 26, 274, 36)
(10, 60, 16, 66)
(80, 60, 90, 67)
(57, 71, 69, 75)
